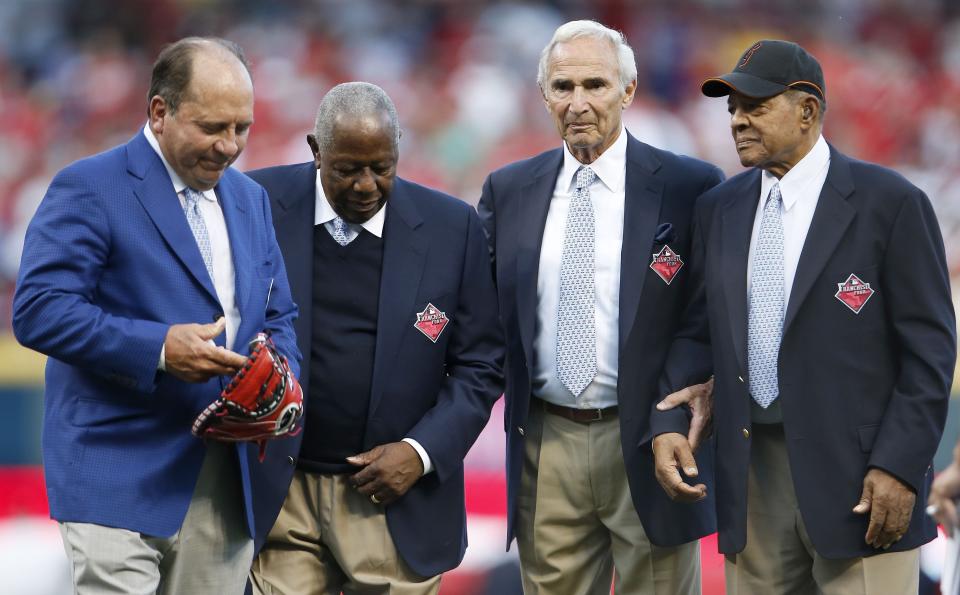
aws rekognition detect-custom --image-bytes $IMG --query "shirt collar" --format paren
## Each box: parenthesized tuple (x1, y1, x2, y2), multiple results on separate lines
(313, 171, 386, 238)
(760, 134, 830, 211)
(143, 123, 216, 202)
(559, 125, 628, 194)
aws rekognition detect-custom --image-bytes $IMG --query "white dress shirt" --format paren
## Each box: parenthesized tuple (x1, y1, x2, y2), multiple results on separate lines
(144, 123, 241, 368)
(533, 127, 628, 410)
(747, 134, 831, 307)
(313, 176, 433, 474)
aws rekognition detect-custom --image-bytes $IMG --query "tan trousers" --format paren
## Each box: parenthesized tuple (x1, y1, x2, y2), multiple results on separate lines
(725, 423, 919, 595)
(516, 401, 701, 595)
(59, 442, 254, 595)
(251, 470, 441, 595)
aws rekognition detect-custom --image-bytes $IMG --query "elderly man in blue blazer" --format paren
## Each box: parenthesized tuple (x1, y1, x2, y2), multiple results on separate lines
(654, 40, 956, 595)
(478, 19, 723, 595)
(246, 82, 504, 594)
(12, 38, 299, 595)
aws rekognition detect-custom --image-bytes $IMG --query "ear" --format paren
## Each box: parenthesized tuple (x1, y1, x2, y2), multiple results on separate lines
(306, 134, 321, 170)
(799, 96, 818, 129)
(148, 96, 167, 135)
(622, 79, 638, 109)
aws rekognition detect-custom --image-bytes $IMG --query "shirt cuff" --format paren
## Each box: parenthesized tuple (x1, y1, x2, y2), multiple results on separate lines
(402, 438, 433, 475)
(158, 344, 166, 372)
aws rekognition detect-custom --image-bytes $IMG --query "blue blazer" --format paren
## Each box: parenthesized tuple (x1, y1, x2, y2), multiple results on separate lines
(12, 131, 300, 539)
(478, 132, 724, 548)
(245, 163, 504, 577)
(683, 145, 955, 557)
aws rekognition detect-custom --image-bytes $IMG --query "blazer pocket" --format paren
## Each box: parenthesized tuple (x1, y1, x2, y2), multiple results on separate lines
(857, 423, 881, 453)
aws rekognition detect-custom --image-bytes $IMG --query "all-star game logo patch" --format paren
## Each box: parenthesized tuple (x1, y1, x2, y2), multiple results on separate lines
(834, 273, 875, 314)
(650, 245, 684, 285)
(414, 303, 449, 343)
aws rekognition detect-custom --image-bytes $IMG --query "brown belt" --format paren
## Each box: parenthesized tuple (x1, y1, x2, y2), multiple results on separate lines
(541, 399, 618, 423)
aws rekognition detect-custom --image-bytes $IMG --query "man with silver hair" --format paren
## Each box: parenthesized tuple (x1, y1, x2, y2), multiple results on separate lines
(478, 19, 722, 594)
(246, 82, 504, 593)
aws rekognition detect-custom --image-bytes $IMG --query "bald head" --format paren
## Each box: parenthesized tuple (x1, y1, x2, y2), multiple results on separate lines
(147, 37, 252, 116)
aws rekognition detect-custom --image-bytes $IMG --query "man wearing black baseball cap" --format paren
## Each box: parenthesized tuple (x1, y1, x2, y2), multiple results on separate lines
(652, 40, 955, 594)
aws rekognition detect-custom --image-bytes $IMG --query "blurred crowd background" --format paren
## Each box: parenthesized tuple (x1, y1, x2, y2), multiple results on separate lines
(1, 0, 959, 593)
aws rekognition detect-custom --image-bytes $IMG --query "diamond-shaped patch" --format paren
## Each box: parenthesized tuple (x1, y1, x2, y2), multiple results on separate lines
(650, 245, 684, 285)
(414, 303, 449, 343)
(835, 273, 875, 314)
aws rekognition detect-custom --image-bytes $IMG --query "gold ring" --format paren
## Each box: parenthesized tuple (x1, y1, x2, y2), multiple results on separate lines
(370, 494, 381, 504)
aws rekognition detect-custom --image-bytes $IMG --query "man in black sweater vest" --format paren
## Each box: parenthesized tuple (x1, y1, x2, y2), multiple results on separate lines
(246, 82, 504, 594)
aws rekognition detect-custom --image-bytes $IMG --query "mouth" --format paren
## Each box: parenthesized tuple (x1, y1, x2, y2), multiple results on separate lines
(735, 138, 759, 150)
(567, 122, 595, 133)
(354, 197, 381, 212)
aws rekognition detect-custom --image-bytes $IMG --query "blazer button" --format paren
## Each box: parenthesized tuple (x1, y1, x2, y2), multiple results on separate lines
(742, 428, 750, 439)
(738, 375, 745, 383)
(287, 456, 295, 465)
(518, 426, 525, 436)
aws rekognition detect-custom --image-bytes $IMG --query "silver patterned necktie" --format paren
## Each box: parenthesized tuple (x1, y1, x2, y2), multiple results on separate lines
(748, 182, 785, 409)
(556, 166, 597, 397)
(182, 187, 215, 281)
(330, 216, 352, 246)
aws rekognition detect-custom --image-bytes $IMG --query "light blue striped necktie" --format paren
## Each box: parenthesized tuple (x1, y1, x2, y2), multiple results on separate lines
(748, 182, 785, 408)
(556, 166, 597, 397)
(182, 187, 215, 281)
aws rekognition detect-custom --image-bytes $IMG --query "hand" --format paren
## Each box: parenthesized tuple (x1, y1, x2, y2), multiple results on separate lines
(347, 442, 424, 506)
(929, 461, 960, 536)
(164, 318, 246, 383)
(853, 468, 916, 549)
(656, 377, 714, 451)
(652, 432, 707, 503)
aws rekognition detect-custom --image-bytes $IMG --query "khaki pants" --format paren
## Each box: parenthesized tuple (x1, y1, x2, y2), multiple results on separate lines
(725, 423, 919, 595)
(251, 471, 440, 595)
(59, 442, 254, 595)
(516, 401, 701, 595)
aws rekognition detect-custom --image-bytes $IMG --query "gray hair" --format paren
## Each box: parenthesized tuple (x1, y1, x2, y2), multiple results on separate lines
(785, 88, 827, 120)
(537, 20, 638, 92)
(313, 82, 400, 153)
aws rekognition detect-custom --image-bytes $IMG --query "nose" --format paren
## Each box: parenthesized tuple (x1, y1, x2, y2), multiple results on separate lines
(214, 131, 241, 158)
(353, 168, 377, 193)
(569, 86, 589, 114)
(730, 107, 748, 133)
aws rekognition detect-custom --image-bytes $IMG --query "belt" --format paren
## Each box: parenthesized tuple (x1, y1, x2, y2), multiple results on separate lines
(541, 399, 618, 423)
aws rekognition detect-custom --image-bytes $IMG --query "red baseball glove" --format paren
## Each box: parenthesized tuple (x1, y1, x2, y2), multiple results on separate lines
(192, 332, 303, 461)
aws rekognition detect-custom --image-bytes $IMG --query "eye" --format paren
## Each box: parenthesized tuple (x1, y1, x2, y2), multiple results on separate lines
(236, 123, 251, 135)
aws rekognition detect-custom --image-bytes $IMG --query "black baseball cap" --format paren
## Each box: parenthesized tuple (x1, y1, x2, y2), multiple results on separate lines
(701, 40, 825, 103)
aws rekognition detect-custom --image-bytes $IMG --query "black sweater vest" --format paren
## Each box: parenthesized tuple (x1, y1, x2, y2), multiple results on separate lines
(299, 226, 384, 474)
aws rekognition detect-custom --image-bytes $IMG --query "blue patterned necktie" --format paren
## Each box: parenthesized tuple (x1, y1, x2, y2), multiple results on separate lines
(330, 216, 352, 246)
(556, 166, 597, 397)
(748, 182, 785, 409)
(182, 187, 215, 281)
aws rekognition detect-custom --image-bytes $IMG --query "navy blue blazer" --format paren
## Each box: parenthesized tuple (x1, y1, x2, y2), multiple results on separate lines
(477, 132, 724, 548)
(246, 163, 504, 577)
(12, 131, 300, 538)
(681, 145, 955, 557)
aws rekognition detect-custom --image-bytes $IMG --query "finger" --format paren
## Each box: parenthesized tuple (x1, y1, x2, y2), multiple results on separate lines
(853, 483, 873, 514)
(865, 507, 887, 547)
(675, 443, 698, 478)
(943, 498, 959, 537)
(346, 447, 379, 467)
(656, 387, 693, 411)
(198, 317, 227, 341)
(688, 413, 706, 452)
(671, 479, 707, 503)
(205, 346, 247, 369)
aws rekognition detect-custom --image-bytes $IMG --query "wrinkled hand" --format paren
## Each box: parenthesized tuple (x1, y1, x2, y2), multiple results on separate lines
(164, 318, 246, 383)
(348, 442, 424, 506)
(929, 461, 960, 536)
(652, 432, 707, 503)
(656, 377, 714, 451)
(853, 468, 916, 549)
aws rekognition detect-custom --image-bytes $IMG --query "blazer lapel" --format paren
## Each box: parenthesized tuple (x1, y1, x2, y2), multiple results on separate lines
(720, 172, 761, 374)
(369, 180, 427, 415)
(515, 151, 563, 367)
(783, 147, 856, 332)
(218, 173, 251, 315)
(127, 133, 219, 304)
(270, 163, 318, 375)
(618, 136, 664, 347)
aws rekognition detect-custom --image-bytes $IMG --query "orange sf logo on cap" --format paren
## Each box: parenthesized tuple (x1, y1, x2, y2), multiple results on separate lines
(738, 42, 762, 69)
